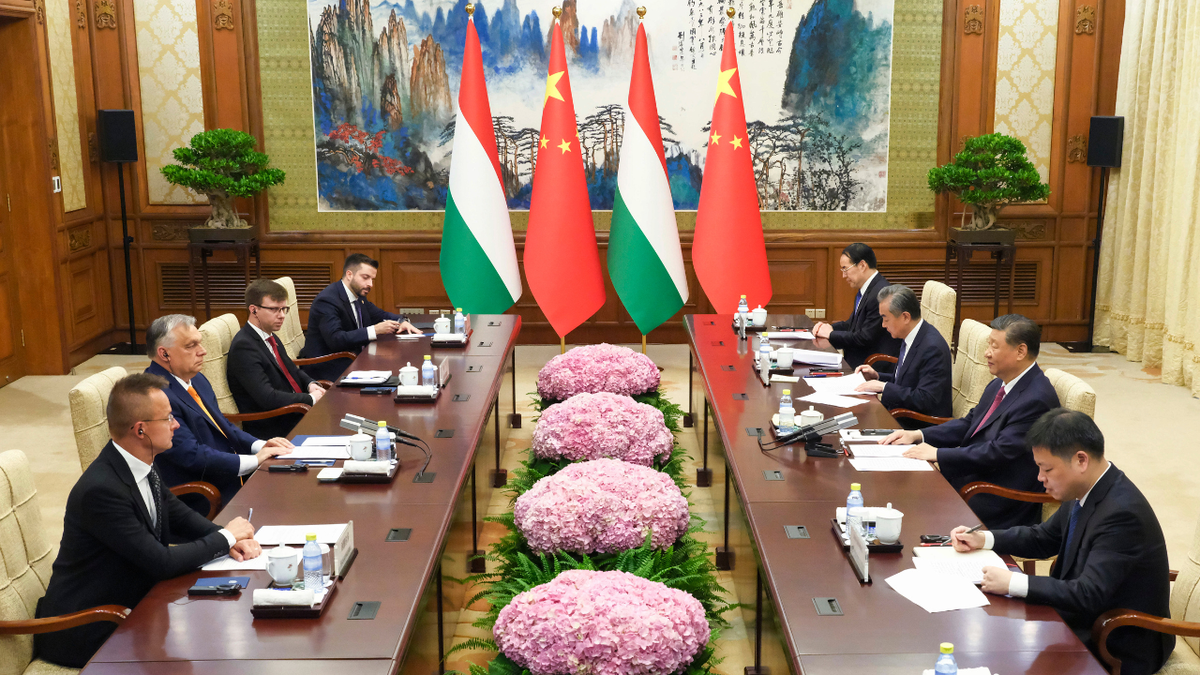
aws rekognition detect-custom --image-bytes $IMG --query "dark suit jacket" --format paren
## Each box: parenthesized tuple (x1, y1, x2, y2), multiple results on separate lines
(992, 465, 1174, 675)
(299, 281, 404, 380)
(879, 320, 953, 428)
(145, 361, 260, 507)
(922, 364, 1060, 529)
(829, 271, 903, 368)
(35, 442, 229, 667)
(228, 322, 315, 439)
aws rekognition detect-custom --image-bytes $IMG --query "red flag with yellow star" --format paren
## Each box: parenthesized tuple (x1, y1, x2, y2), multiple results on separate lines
(693, 19, 772, 315)
(524, 20, 605, 338)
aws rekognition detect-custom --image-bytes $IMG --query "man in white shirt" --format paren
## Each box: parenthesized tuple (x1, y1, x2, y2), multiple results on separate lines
(35, 373, 262, 667)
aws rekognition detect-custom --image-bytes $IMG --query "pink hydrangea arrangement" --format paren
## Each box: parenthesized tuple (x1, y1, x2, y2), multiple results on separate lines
(536, 344, 661, 401)
(494, 569, 710, 675)
(532, 392, 673, 466)
(514, 458, 689, 555)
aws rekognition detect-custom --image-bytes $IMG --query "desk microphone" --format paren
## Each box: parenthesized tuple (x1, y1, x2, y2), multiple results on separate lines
(758, 411, 858, 452)
(339, 415, 432, 479)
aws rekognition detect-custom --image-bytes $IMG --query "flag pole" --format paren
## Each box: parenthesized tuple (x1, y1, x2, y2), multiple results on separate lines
(641, 334, 647, 354)
(560, 337, 566, 354)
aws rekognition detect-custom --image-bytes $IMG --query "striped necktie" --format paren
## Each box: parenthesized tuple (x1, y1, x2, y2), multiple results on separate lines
(187, 385, 228, 438)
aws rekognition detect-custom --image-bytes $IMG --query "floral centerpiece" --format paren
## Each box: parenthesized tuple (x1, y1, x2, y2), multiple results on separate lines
(514, 459, 690, 555)
(537, 344, 661, 401)
(532, 393, 673, 466)
(493, 569, 710, 675)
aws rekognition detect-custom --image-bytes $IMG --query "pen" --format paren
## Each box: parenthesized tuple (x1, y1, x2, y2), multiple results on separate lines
(918, 542, 953, 547)
(965, 523, 984, 534)
(248, 508, 253, 524)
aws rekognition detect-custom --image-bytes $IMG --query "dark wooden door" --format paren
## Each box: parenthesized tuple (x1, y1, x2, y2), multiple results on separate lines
(0, 18, 29, 387)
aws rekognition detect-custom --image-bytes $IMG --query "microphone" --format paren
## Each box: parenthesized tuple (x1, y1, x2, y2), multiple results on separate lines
(340, 415, 432, 479)
(759, 411, 858, 451)
(344, 414, 423, 443)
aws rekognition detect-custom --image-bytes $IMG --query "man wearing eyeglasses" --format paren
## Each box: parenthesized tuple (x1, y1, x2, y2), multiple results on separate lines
(228, 279, 326, 439)
(811, 242, 903, 368)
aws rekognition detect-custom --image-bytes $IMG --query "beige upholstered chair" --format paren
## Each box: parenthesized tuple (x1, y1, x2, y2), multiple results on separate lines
(272, 276, 352, 379)
(66, 370, 221, 519)
(888, 318, 993, 426)
(197, 314, 311, 424)
(921, 280, 956, 347)
(1044, 368, 1097, 418)
(0, 450, 130, 675)
(1094, 512, 1200, 674)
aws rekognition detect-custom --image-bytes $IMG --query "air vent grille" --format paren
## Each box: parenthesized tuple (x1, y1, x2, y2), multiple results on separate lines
(160, 263, 333, 307)
(878, 261, 1038, 303)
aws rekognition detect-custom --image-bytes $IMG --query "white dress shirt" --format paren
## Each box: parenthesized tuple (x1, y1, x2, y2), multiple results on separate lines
(343, 281, 377, 340)
(247, 321, 315, 404)
(113, 441, 235, 548)
(883, 319, 924, 395)
(984, 461, 1114, 597)
(171, 374, 265, 475)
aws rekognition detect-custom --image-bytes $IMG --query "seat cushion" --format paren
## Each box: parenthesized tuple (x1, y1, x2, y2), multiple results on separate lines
(1158, 642, 1200, 675)
(22, 658, 78, 675)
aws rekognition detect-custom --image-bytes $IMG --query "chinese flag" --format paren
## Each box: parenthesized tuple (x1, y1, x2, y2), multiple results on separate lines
(524, 20, 605, 338)
(693, 20, 772, 315)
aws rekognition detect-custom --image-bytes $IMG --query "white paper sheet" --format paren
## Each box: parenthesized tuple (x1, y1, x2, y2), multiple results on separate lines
(276, 446, 351, 460)
(923, 668, 992, 675)
(839, 429, 896, 442)
(300, 436, 354, 447)
(789, 348, 843, 367)
(253, 523, 348, 546)
(848, 457, 935, 472)
(762, 330, 815, 340)
(201, 554, 268, 571)
(340, 370, 392, 384)
(884, 568, 990, 613)
(846, 444, 913, 458)
(798, 392, 871, 408)
(913, 547, 1007, 566)
(912, 557, 1008, 585)
(804, 372, 868, 395)
(769, 374, 801, 383)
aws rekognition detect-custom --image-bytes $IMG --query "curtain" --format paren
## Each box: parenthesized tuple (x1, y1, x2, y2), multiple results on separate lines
(1094, 0, 1200, 395)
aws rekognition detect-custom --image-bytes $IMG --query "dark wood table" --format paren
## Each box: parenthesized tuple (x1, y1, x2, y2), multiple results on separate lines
(83, 316, 520, 675)
(684, 314, 1105, 675)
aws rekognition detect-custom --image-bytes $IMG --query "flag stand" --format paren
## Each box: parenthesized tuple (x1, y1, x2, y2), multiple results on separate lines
(641, 334, 647, 354)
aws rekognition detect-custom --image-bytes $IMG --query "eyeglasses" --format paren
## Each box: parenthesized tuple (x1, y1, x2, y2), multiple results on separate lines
(839, 265, 857, 274)
(135, 414, 175, 427)
(253, 305, 291, 315)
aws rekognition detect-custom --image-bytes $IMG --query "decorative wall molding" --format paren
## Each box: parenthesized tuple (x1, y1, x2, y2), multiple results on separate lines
(48, 140, 59, 171)
(68, 226, 92, 252)
(1007, 221, 1048, 240)
(76, 0, 87, 28)
(151, 222, 193, 241)
(87, 132, 98, 163)
(1067, 134, 1088, 163)
(1075, 5, 1095, 34)
(964, 5, 984, 34)
(35, 0, 45, 24)
(213, 0, 234, 29)
(96, 0, 118, 29)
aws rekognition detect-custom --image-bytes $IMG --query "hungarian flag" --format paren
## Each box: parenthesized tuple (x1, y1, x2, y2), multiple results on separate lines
(692, 19, 772, 315)
(440, 16, 522, 313)
(608, 21, 688, 336)
(523, 17, 605, 338)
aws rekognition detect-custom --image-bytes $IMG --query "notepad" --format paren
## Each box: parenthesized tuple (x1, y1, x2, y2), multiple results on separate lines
(798, 392, 871, 408)
(789, 348, 843, 367)
(845, 443, 914, 458)
(276, 446, 351, 460)
(300, 436, 353, 447)
(253, 523, 348, 546)
(804, 372, 868, 395)
(884, 568, 990, 613)
(912, 557, 1006, 585)
(201, 555, 268, 571)
(848, 457, 934, 472)
(762, 330, 815, 340)
(340, 370, 391, 384)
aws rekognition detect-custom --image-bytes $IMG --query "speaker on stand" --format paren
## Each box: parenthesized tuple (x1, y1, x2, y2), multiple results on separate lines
(97, 110, 140, 355)
(1061, 116, 1123, 354)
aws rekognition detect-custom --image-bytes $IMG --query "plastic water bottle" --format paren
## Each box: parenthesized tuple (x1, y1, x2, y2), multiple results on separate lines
(454, 308, 465, 334)
(758, 337, 772, 380)
(303, 533, 324, 591)
(422, 354, 437, 386)
(375, 420, 393, 462)
(846, 483, 864, 535)
(778, 390, 795, 432)
(934, 643, 957, 674)
(737, 295, 750, 337)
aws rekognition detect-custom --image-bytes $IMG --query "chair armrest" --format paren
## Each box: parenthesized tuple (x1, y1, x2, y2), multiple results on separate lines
(0, 605, 130, 635)
(1093, 608, 1200, 675)
(315, 380, 334, 390)
(1170, 569, 1178, 582)
(865, 353, 898, 366)
(170, 481, 222, 520)
(958, 481, 1057, 504)
(293, 352, 356, 366)
(226, 403, 311, 423)
(889, 409, 953, 426)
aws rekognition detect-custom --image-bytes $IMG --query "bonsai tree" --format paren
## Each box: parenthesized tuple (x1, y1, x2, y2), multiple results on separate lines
(927, 133, 1050, 230)
(161, 129, 285, 229)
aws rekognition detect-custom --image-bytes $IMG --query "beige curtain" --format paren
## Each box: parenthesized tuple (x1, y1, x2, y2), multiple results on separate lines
(1095, 0, 1200, 395)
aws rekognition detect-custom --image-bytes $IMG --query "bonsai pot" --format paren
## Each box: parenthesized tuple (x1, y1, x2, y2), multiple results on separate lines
(188, 226, 256, 243)
(949, 227, 1015, 246)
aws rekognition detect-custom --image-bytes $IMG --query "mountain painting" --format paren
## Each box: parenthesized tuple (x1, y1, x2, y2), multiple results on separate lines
(306, 0, 894, 212)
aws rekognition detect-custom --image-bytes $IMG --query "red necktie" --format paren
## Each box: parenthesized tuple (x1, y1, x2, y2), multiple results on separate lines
(970, 386, 1006, 437)
(268, 335, 302, 393)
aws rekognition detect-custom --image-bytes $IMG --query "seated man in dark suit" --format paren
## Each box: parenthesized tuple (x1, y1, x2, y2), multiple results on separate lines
(951, 409, 1174, 675)
(228, 279, 326, 439)
(145, 314, 291, 509)
(884, 314, 1060, 529)
(35, 373, 262, 668)
(853, 284, 952, 428)
(299, 253, 421, 380)
(811, 243, 902, 368)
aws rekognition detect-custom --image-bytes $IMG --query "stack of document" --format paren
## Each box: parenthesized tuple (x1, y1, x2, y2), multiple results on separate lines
(912, 547, 1007, 585)
(277, 437, 352, 460)
(803, 372, 868, 395)
(846, 444, 913, 458)
(922, 669, 992, 675)
(799, 392, 871, 409)
(762, 330, 815, 340)
(789, 348, 843, 368)
(340, 370, 391, 384)
(884, 567, 990, 613)
(848, 456, 934, 471)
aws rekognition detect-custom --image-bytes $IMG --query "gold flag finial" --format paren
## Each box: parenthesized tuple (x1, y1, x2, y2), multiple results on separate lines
(726, 6, 736, 18)
(552, 6, 562, 18)
(466, 3, 475, 15)
(636, 6, 646, 19)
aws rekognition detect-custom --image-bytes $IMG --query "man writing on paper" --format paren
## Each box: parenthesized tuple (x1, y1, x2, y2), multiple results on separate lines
(950, 409, 1173, 675)
(810, 243, 902, 368)
(853, 284, 952, 428)
(881, 314, 1059, 528)
(35, 373, 262, 668)
(300, 253, 422, 380)
(146, 315, 292, 510)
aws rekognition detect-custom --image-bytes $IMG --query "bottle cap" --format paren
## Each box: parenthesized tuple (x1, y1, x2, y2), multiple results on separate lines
(306, 533, 317, 541)
(424, 355, 432, 360)
(456, 307, 462, 312)
(940, 643, 954, 654)
(781, 389, 790, 395)
(740, 294, 747, 299)
(378, 420, 387, 427)
(850, 483, 861, 491)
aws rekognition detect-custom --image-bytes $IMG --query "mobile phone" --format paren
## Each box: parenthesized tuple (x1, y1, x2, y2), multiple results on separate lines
(268, 463, 308, 473)
(188, 582, 241, 596)
(361, 386, 394, 395)
(920, 534, 951, 544)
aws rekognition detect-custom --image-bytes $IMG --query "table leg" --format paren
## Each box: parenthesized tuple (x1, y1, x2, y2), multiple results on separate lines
(492, 397, 506, 487)
(469, 464, 485, 573)
(201, 249, 212, 321)
(508, 349, 521, 428)
(254, 242, 261, 278)
(188, 245, 198, 317)
(435, 566, 445, 675)
(684, 351, 694, 427)
(1007, 248, 1016, 314)
(993, 250, 1002, 319)
(953, 245, 966, 351)
(716, 464, 734, 570)
(241, 244, 251, 290)
(745, 569, 768, 675)
(697, 399, 712, 487)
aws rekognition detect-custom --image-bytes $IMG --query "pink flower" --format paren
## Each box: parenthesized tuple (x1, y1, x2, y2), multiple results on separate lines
(532, 393, 673, 466)
(537, 344, 661, 401)
(494, 569, 710, 675)
(514, 459, 690, 555)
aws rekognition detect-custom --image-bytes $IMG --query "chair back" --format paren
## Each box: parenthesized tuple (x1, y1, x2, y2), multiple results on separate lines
(1043, 368, 1096, 418)
(1171, 514, 1200, 658)
(198, 314, 241, 416)
(68, 366, 127, 471)
(274, 276, 305, 359)
(951, 319, 993, 418)
(920, 280, 956, 347)
(0, 450, 54, 675)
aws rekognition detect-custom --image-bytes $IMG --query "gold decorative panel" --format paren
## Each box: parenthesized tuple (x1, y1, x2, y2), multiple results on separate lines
(213, 0, 234, 30)
(1074, 5, 1095, 34)
(133, 0, 207, 204)
(964, 5, 984, 34)
(46, 0, 88, 212)
(95, 0, 117, 28)
(994, 0, 1059, 185)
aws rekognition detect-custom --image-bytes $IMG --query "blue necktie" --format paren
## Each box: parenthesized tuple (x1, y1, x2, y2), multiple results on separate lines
(853, 290, 862, 316)
(1065, 499, 1082, 548)
(896, 340, 907, 372)
(354, 299, 364, 329)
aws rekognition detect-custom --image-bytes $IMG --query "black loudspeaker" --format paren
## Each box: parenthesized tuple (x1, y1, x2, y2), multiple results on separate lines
(96, 109, 138, 163)
(1087, 116, 1123, 168)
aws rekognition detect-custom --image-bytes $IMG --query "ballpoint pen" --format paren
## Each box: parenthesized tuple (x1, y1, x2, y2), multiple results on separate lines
(248, 508, 253, 524)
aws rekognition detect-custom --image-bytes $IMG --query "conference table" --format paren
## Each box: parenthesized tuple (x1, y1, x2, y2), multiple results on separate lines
(82, 315, 521, 675)
(683, 314, 1107, 675)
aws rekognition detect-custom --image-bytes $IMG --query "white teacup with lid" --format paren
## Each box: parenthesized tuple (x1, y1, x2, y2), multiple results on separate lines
(751, 306, 768, 327)
(874, 503, 904, 544)
(433, 313, 452, 334)
(399, 362, 419, 386)
(267, 545, 301, 585)
(798, 406, 824, 427)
